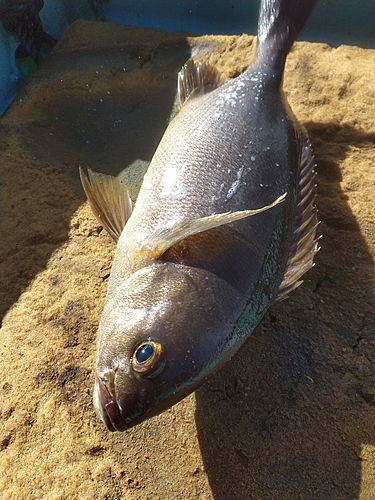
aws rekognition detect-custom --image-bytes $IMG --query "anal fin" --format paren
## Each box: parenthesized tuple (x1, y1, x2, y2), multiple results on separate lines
(276, 133, 320, 301)
(79, 167, 132, 242)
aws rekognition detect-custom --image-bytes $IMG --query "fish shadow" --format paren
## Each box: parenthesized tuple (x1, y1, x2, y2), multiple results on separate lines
(195, 122, 375, 500)
(0, 23, 191, 323)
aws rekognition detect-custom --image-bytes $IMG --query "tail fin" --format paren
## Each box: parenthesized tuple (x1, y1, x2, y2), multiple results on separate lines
(254, 0, 318, 79)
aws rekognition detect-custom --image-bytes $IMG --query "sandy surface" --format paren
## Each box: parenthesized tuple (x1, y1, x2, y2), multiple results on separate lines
(0, 19, 374, 500)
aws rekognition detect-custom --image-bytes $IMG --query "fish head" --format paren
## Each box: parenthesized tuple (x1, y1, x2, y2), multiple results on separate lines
(93, 261, 241, 431)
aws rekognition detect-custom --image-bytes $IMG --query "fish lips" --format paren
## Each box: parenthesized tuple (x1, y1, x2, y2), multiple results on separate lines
(94, 373, 153, 431)
(94, 374, 125, 432)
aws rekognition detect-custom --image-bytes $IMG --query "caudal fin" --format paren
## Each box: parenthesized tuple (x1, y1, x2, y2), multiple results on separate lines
(254, 0, 318, 78)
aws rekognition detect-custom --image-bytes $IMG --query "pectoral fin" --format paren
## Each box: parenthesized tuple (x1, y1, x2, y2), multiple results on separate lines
(129, 193, 286, 272)
(152, 193, 286, 252)
(79, 167, 133, 242)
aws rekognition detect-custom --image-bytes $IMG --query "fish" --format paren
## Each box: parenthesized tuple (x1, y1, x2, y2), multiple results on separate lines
(80, 0, 320, 431)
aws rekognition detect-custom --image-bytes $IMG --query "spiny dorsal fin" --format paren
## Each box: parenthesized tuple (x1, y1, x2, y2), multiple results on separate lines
(276, 133, 320, 301)
(178, 59, 225, 107)
(79, 167, 132, 242)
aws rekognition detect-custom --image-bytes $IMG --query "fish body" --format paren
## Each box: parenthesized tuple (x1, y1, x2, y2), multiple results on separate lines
(81, 0, 319, 431)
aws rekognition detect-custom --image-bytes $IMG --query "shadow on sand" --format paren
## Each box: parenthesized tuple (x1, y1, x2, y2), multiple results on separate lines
(0, 23, 191, 323)
(195, 122, 375, 499)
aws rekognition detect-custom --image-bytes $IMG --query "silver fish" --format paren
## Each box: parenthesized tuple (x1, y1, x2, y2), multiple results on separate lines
(80, 0, 319, 431)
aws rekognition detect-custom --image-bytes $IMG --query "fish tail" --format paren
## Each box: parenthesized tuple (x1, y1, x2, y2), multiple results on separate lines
(254, 0, 318, 79)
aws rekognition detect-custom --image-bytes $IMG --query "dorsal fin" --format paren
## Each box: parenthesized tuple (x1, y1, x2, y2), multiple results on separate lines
(79, 167, 132, 242)
(276, 133, 320, 301)
(178, 59, 225, 107)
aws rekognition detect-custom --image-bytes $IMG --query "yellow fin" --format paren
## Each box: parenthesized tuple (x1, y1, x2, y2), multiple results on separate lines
(129, 193, 286, 273)
(79, 167, 132, 242)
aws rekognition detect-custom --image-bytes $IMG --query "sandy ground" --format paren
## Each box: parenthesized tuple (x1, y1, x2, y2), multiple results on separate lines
(0, 19, 374, 500)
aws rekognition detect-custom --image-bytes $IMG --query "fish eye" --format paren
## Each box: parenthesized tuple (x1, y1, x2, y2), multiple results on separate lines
(136, 343, 154, 363)
(132, 341, 165, 378)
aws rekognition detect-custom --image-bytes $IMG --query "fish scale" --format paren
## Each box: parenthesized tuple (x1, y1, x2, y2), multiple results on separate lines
(80, 0, 319, 431)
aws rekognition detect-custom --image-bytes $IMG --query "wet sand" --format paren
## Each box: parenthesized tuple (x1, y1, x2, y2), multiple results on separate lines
(0, 20, 374, 500)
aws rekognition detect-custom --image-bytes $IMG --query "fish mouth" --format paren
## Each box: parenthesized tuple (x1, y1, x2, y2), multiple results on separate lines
(94, 375, 127, 432)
